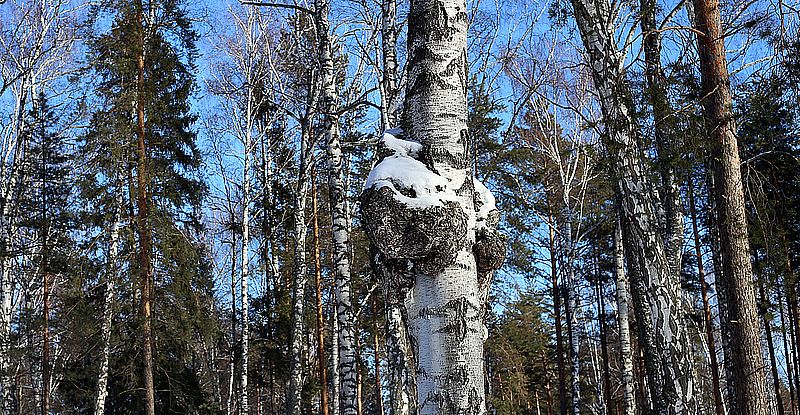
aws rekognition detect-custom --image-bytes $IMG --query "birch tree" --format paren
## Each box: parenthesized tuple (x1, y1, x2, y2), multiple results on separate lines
(567, 0, 700, 410)
(361, 0, 505, 411)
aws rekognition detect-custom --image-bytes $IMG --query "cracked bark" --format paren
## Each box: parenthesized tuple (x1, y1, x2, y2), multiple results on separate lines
(568, 0, 699, 411)
(692, 0, 770, 411)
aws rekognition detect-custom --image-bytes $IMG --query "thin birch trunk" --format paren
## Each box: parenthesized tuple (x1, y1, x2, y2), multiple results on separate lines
(380, 0, 398, 131)
(241, 83, 253, 415)
(614, 218, 635, 415)
(692, 0, 770, 410)
(562, 215, 581, 415)
(287, 122, 311, 415)
(95, 184, 123, 414)
(312, 0, 358, 412)
(331, 299, 341, 415)
(756, 252, 785, 415)
(548, 208, 568, 415)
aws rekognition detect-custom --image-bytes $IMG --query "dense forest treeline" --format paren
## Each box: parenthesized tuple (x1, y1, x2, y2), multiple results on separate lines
(1, 0, 799, 413)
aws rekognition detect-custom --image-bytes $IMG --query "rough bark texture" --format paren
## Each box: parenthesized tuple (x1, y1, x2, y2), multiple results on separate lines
(691, 0, 770, 412)
(381, 0, 399, 131)
(614, 220, 635, 415)
(361, 0, 505, 412)
(640, 0, 683, 272)
(548, 209, 568, 415)
(568, 0, 699, 411)
(134, 2, 155, 412)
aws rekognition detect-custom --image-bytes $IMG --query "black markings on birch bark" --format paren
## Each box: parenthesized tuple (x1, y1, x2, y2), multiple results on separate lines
(568, 0, 700, 411)
(363, 0, 505, 412)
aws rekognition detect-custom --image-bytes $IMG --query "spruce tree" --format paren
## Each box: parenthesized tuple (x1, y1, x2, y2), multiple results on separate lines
(80, 0, 215, 412)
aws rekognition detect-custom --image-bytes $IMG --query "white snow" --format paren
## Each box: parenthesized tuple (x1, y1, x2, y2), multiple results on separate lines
(365, 129, 457, 208)
(381, 129, 422, 157)
(473, 178, 497, 230)
(366, 155, 457, 208)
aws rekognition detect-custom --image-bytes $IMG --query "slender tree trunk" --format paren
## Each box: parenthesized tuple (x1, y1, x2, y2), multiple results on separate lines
(229, 235, 238, 415)
(313, 0, 358, 412)
(640, 0, 682, 270)
(779, 283, 798, 415)
(95, 185, 122, 414)
(331, 298, 341, 415)
(755, 251, 785, 415)
(41, 241, 50, 415)
(373, 299, 384, 415)
(548, 208, 568, 415)
(614, 219, 635, 415)
(380, 0, 398, 131)
(688, 179, 725, 415)
(241, 88, 253, 415)
(596, 268, 611, 415)
(692, 0, 770, 411)
(560, 211, 581, 415)
(312, 172, 330, 415)
(287, 122, 311, 415)
(568, 0, 699, 410)
(134, 1, 155, 412)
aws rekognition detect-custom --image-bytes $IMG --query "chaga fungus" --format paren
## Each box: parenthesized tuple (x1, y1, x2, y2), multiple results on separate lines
(361, 185, 468, 276)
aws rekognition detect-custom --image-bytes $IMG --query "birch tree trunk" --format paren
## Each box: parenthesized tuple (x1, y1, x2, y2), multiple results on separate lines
(314, 0, 358, 412)
(241, 103, 252, 415)
(287, 122, 311, 415)
(691, 0, 769, 411)
(95, 183, 123, 414)
(614, 219, 635, 415)
(380, 0, 399, 131)
(568, 0, 699, 411)
(361, 0, 505, 411)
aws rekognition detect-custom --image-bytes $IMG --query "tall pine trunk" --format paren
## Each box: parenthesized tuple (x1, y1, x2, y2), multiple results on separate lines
(134, 1, 155, 412)
(691, 0, 770, 411)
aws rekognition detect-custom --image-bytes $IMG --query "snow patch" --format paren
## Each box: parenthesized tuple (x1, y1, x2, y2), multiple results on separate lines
(473, 178, 497, 230)
(381, 129, 422, 158)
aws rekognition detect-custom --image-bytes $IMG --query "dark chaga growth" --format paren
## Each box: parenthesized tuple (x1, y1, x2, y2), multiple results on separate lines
(474, 229, 505, 281)
(360, 186, 468, 277)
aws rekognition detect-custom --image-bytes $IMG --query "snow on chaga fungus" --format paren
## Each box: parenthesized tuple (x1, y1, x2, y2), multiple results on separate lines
(361, 129, 468, 276)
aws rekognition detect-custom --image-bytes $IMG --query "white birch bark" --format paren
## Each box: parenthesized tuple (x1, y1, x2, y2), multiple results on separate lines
(241, 94, 252, 415)
(94, 181, 123, 414)
(287, 123, 311, 415)
(313, 0, 358, 412)
(614, 219, 635, 415)
(568, 0, 699, 411)
(361, 0, 505, 412)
